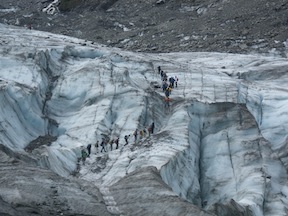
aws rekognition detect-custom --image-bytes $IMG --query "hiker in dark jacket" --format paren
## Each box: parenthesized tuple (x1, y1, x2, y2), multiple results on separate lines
(150, 122, 155, 134)
(115, 137, 119, 149)
(157, 66, 161, 74)
(162, 82, 168, 92)
(175, 76, 179, 88)
(87, 144, 92, 156)
(124, 135, 130, 146)
(100, 140, 106, 152)
(169, 77, 175, 88)
(133, 129, 138, 142)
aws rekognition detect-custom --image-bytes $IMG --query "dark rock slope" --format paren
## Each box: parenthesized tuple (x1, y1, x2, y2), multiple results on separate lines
(109, 166, 215, 216)
(0, 0, 287, 55)
(0, 145, 112, 216)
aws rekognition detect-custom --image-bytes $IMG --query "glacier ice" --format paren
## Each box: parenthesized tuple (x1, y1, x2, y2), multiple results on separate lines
(1, 24, 288, 215)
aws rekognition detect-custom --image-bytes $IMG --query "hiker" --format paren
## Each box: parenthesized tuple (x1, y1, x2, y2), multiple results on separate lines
(81, 148, 88, 165)
(169, 77, 175, 88)
(165, 87, 172, 98)
(114, 137, 119, 149)
(149, 122, 155, 135)
(148, 127, 152, 136)
(167, 86, 172, 93)
(100, 140, 106, 152)
(133, 129, 138, 142)
(124, 135, 130, 146)
(109, 139, 114, 151)
(175, 76, 179, 88)
(151, 122, 155, 134)
(160, 70, 164, 79)
(163, 72, 168, 82)
(157, 66, 161, 74)
(162, 82, 168, 92)
(143, 128, 147, 137)
(139, 130, 144, 139)
(95, 141, 99, 153)
(87, 144, 92, 156)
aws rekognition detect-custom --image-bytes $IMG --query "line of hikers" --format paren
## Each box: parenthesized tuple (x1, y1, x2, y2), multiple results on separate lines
(157, 66, 178, 108)
(80, 66, 177, 165)
(129, 122, 155, 145)
(80, 122, 155, 164)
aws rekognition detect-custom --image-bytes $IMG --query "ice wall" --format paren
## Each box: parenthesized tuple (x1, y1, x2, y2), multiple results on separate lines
(237, 64, 288, 150)
(0, 57, 48, 149)
(161, 101, 264, 215)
